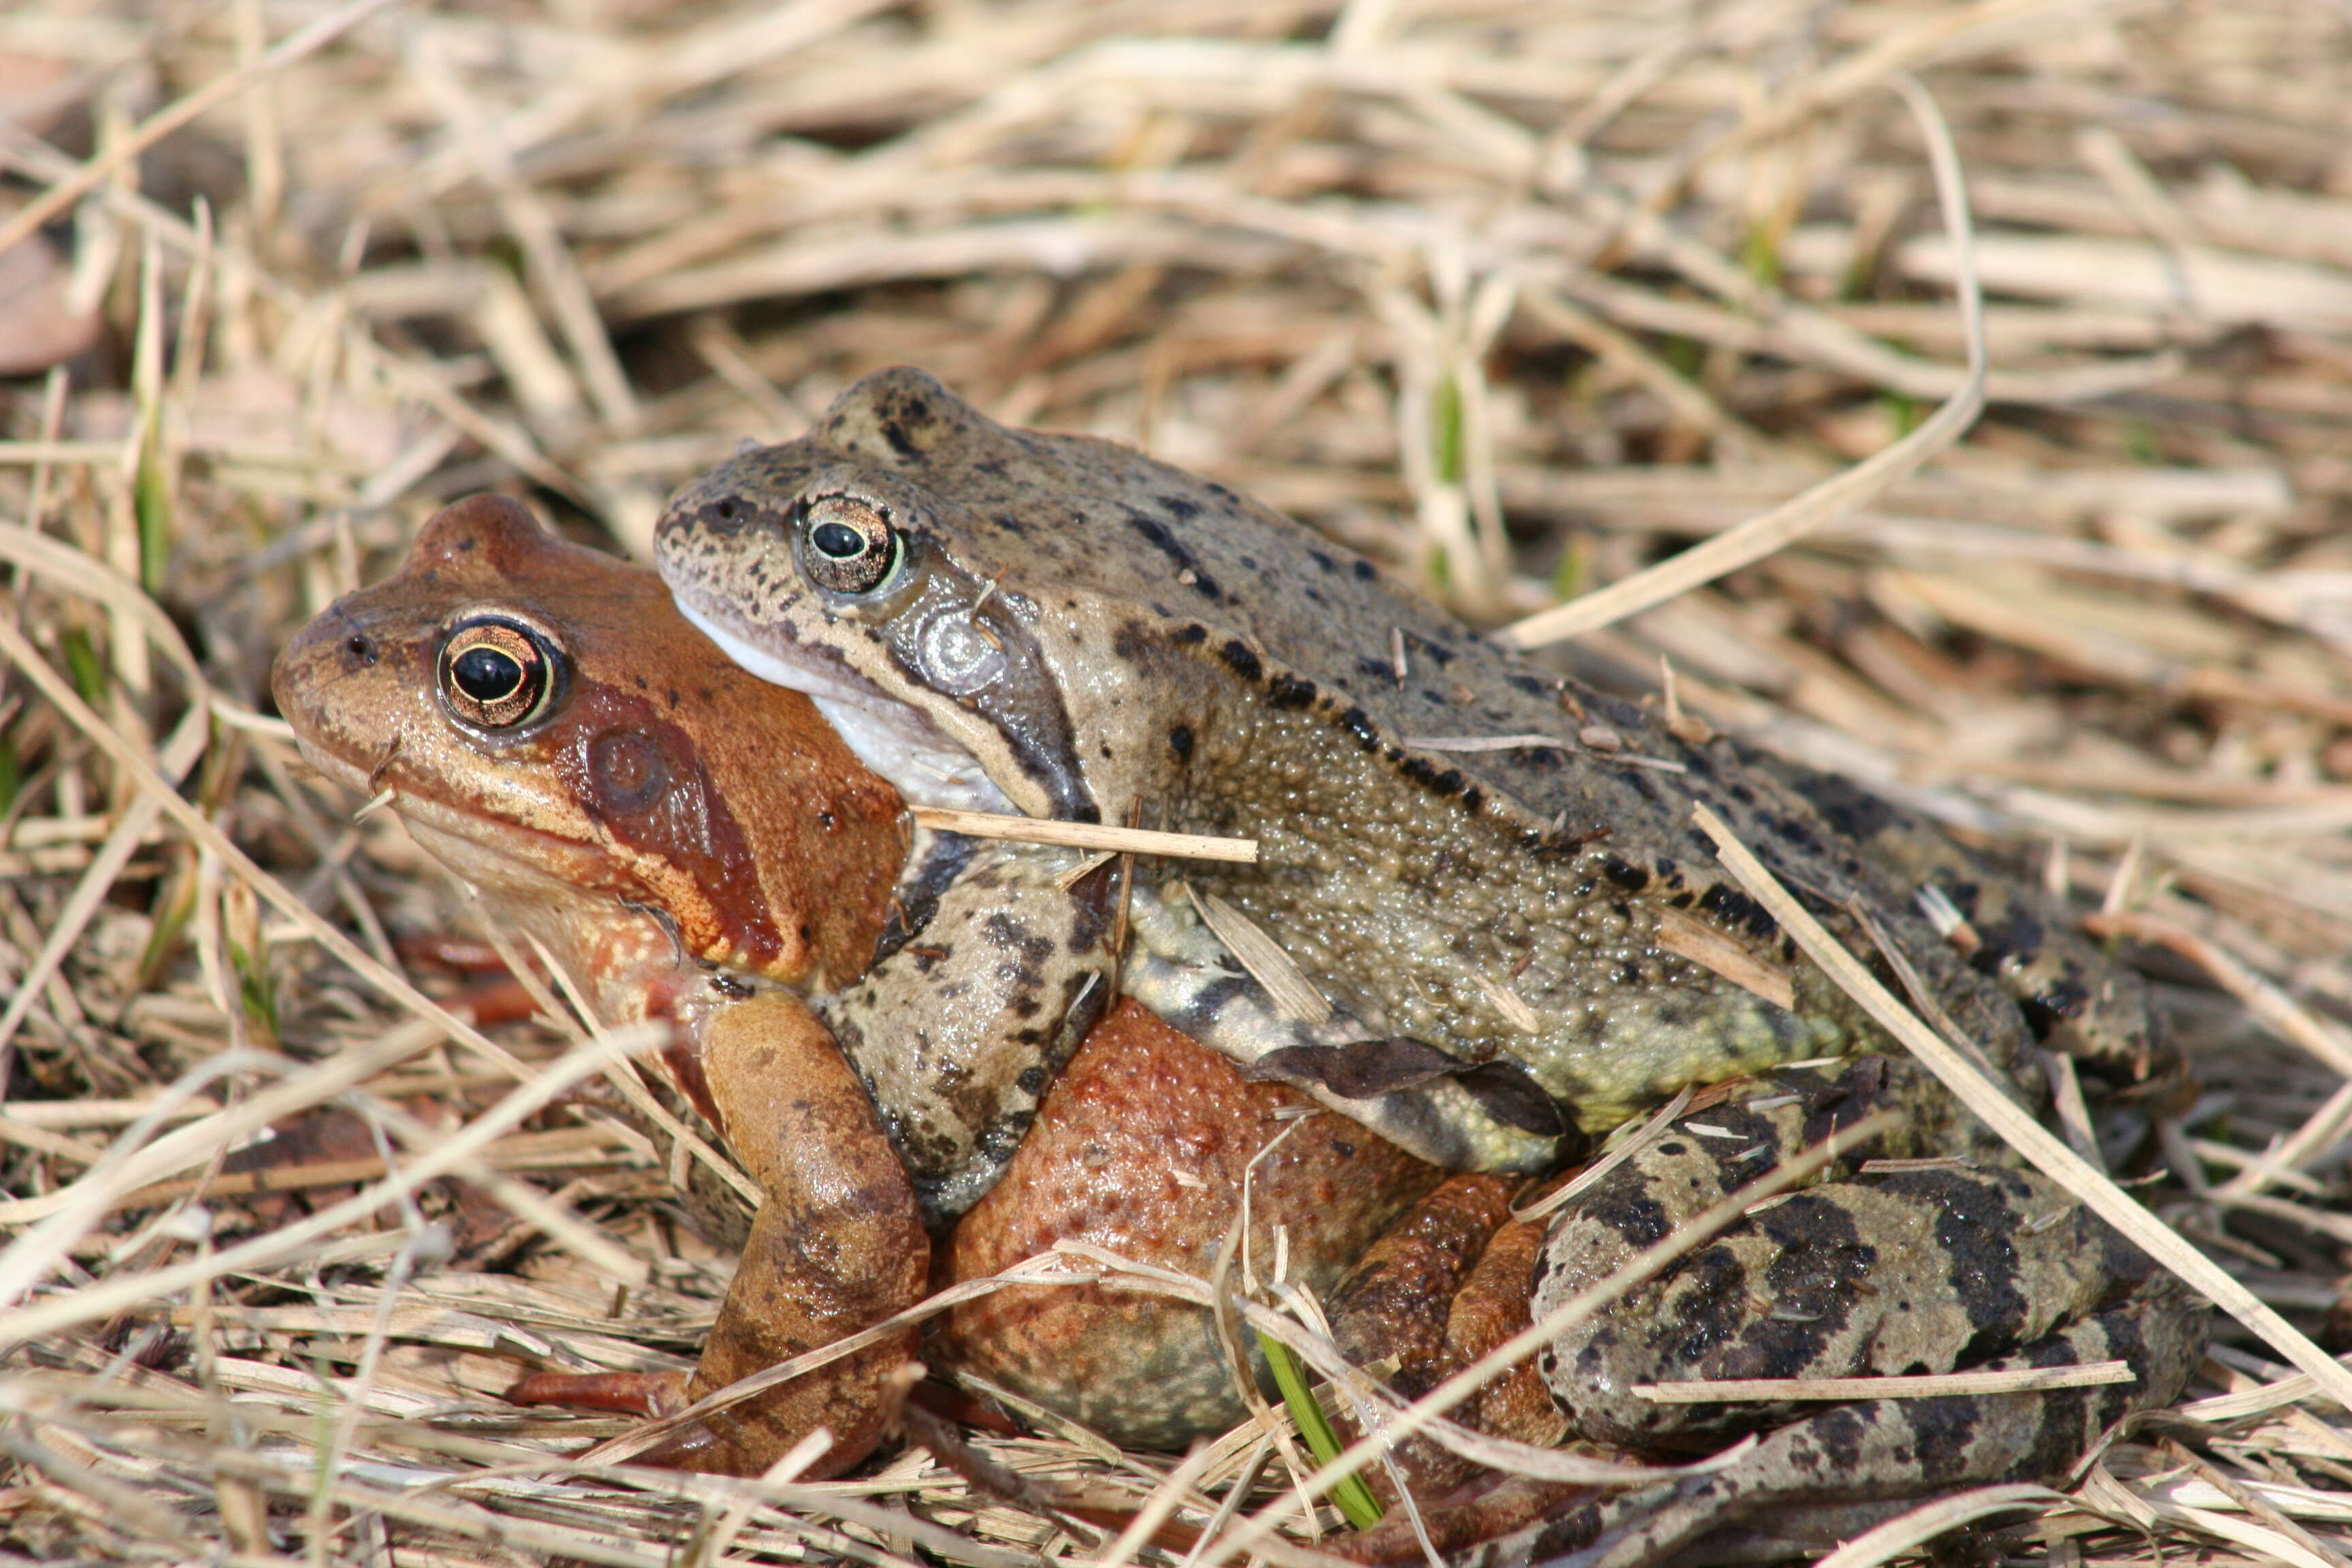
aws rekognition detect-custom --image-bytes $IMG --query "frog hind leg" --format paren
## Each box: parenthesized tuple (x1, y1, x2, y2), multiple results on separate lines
(1326, 1172, 1530, 1498)
(829, 840, 1118, 1226)
(1326, 1187, 1584, 1563)
(505, 1367, 689, 1420)
(1482, 1279, 2206, 1568)
(666, 993, 930, 1476)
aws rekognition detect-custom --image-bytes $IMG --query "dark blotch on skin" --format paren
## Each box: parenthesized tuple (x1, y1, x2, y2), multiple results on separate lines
(1972, 913, 2047, 975)
(874, 834, 977, 965)
(1220, 639, 1263, 681)
(1267, 674, 1316, 708)
(1600, 855, 1650, 893)
(2020, 978, 2090, 1034)
(1897, 1389, 1984, 1485)
(1123, 509, 1222, 600)
(1396, 754, 1463, 794)
(1168, 724, 1194, 762)
(534, 670, 786, 968)
(1914, 1169, 2036, 1366)
(1111, 621, 1152, 662)
(1744, 1192, 1872, 1370)
(1698, 882, 1780, 942)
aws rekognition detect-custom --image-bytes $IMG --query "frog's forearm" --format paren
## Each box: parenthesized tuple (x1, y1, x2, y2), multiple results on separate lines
(826, 842, 1117, 1225)
(1119, 946, 1558, 1172)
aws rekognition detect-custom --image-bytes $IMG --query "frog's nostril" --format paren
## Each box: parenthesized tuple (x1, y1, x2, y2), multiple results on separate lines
(345, 634, 377, 666)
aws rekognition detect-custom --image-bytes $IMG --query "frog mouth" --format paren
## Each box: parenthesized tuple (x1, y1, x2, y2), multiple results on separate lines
(287, 730, 617, 892)
(674, 600, 1011, 816)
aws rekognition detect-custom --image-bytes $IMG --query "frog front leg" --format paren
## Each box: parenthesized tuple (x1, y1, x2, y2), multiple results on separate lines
(510, 993, 928, 1477)
(827, 836, 1119, 1225)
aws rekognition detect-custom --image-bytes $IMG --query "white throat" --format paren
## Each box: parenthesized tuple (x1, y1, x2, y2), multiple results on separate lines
(679, 600, 1013, 815)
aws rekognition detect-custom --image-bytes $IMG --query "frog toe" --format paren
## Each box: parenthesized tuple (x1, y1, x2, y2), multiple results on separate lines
(504, 1368, 689, 1420)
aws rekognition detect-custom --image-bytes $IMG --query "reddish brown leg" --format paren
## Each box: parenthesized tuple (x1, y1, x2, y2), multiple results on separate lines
(505, 995, 927, 1477)
(1326, 1173, 1517, 1499)
(1327, 1182, 1587, 1556)
(663, 994, 929, 1475)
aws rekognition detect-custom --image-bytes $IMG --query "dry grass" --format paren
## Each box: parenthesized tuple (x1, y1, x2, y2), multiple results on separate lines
(6, 0, 2352, 1562)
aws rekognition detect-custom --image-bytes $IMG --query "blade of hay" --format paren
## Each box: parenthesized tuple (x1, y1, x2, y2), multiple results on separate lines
(0, 0, 404, 255)
(912, 807, 1258, 863)
(1183, 885, 1330, 1026)
(0, 1023, 657, 1345)
(1635, 1362, 2133, 1402)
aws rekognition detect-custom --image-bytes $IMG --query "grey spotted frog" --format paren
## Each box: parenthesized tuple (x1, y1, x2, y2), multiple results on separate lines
(655, 369, 2163, 1206)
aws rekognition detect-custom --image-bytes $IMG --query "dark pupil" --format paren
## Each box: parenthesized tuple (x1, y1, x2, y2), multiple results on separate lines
(811, 519, 870, 559)
(452, 645, 523, 701)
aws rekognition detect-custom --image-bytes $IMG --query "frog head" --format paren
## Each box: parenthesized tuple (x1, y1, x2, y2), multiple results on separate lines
(658, 367, 1295, 828)
(272, 493, 908, 1004)
(662, 453, 1102, 823)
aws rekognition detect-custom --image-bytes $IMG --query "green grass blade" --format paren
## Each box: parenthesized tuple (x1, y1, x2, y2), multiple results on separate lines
(1257, 1330, 1384, 1529)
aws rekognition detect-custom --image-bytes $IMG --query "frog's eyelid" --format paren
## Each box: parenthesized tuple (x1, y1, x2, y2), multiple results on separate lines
(436, 604, 568, 657)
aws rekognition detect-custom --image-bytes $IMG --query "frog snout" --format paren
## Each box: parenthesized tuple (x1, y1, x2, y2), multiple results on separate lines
(272, 605, 404, 753)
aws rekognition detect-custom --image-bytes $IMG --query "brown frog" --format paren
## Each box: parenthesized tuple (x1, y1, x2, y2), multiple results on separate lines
(274, 495, 921, 1475)
(270, 495, 1441, 1464)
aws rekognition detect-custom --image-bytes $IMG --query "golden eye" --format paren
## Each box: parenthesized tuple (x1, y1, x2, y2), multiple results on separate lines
(438, 617, 561, 730)
(797, 493, 902, 596)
